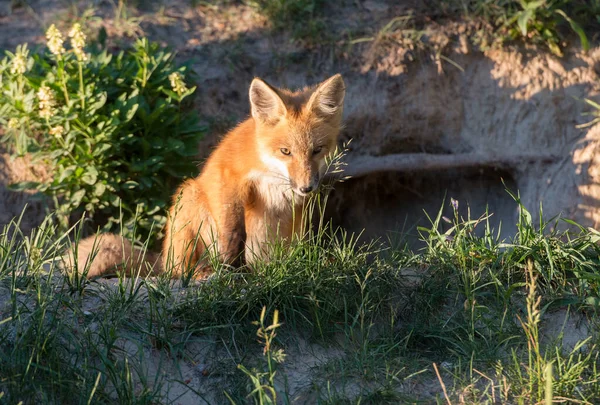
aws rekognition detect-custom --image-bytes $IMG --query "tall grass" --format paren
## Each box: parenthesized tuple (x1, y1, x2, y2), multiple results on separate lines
(1, 192, 600, 402)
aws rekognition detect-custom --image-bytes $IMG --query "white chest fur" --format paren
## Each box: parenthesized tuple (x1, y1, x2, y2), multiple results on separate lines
(247, 170, 297, 213)
(244, 170, 300, 263)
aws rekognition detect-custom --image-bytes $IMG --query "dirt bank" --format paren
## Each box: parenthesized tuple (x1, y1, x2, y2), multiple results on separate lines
(2, 0, 600, 242)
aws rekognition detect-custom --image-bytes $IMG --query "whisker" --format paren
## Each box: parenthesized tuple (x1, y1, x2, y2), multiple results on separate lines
(250, 169, 301, 195)
(259, 170, 290, 183)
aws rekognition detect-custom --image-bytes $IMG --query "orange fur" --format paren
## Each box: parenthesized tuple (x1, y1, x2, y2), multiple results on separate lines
(65, 74, 345, 279)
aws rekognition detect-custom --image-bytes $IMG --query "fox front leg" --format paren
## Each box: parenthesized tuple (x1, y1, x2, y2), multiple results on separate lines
(217, 201, 246, 267)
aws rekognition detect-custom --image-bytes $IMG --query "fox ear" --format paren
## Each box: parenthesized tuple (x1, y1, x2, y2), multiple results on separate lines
(249, 78, 287, 124)
(307, 74, 345, 118)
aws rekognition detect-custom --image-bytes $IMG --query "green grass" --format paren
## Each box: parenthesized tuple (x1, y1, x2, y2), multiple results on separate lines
(342, 1, 600, 60)
(1, 194, 600, 403)
(439, 0, 600, 55)
(246, 0, 327, 45)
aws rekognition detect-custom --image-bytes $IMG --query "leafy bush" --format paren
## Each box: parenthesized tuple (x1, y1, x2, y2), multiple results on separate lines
(0, 23, 204, 243)
(503, 0, 591, 56)
(444, 0, 599, 55)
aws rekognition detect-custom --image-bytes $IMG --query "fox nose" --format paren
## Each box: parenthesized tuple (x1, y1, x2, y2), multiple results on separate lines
(300, 185, 313, 194)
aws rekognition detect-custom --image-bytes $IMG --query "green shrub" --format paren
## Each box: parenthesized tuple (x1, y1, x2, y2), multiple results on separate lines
(458, 0, 599, 55)
(0, 23, 204, 244)
(504, 0, 591, 56)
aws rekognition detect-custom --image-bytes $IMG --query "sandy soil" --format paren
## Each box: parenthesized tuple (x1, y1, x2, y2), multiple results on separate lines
(0, 147, 49, 234)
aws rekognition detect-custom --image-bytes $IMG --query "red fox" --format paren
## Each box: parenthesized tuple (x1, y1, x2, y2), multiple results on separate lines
(66, 74, 346, 279)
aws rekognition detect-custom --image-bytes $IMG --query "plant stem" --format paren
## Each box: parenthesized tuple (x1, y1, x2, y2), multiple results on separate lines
(55, 57, 70, 105)
(78, 61, 85, 110)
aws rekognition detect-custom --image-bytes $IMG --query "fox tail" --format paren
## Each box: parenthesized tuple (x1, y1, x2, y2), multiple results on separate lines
(63, 233, 162, 279)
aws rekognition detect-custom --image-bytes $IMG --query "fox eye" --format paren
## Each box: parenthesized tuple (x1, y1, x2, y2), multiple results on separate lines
(280, 148, 291, 156)
(312, 146, 323, 155)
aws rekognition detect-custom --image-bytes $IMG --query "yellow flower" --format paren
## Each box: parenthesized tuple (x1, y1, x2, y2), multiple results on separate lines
(10, 44, 30, 75)
(7, 117, 19, 129)
(168, 72, 188, 96)
(68, 23, 87, 61)
(38, 85, 56, 119)
(46, 24, 65, 56)
(38, 85, 53, 102)
(49, 125, 65, 138)
(10, 53, 27, 75)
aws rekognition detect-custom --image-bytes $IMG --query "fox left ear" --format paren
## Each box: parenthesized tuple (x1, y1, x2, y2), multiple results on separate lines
(307, 74, 346, 118)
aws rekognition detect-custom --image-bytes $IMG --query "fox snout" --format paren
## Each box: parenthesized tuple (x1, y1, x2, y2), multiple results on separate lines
(292, 170, 320, 196)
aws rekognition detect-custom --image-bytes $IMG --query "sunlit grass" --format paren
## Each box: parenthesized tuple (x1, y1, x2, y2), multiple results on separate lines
(1, 192, 600, 403)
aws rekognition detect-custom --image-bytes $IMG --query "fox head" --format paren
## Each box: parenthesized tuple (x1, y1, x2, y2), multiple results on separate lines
(249, 74, 345, 197)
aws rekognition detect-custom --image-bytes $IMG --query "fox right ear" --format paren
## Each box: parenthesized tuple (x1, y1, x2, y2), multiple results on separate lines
(249, 78, 287, 125)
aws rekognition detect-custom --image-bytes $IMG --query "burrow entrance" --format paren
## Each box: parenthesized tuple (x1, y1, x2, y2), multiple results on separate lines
(327, 168, 518, 246)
